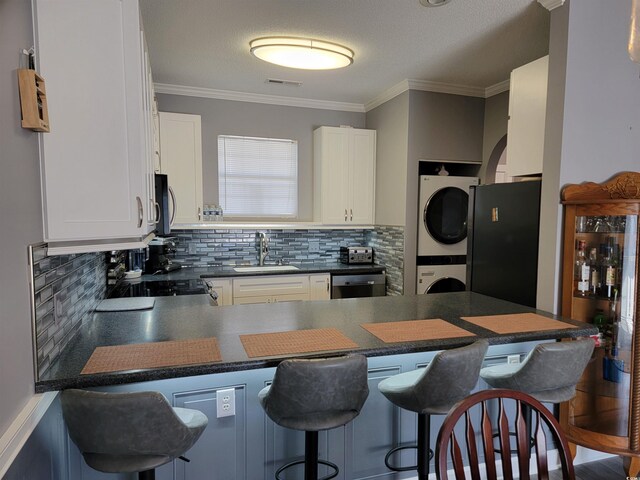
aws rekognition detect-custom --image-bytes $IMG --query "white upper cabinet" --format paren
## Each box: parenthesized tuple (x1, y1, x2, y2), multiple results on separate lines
(159, 112, 204, 224)
(33, 0, 155, 246)
(314, 127, 376, 225)
(506, 55, 549, 178)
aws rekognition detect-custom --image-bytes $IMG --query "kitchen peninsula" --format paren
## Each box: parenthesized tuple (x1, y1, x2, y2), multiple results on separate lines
(36, 292, 594, 480)
(38, 292, 595, 391)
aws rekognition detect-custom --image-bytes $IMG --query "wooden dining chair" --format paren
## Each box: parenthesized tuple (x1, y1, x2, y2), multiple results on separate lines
(434, 389, 575, 480)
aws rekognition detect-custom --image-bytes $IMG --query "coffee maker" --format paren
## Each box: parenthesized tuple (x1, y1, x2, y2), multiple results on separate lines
(145, 237, 180, 273)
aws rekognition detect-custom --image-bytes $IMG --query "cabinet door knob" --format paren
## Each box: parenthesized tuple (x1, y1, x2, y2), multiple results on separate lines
(136, 196, 143, 228)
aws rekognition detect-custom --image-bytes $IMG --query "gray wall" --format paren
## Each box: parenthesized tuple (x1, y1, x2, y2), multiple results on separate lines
(479, 91, 510, 183)
(537, 0, 640, 312)
(406, 90, 485, 294)
(0, 0, 43, 436)
(365, 91, 409, 227)
(156, 94, 365, 221)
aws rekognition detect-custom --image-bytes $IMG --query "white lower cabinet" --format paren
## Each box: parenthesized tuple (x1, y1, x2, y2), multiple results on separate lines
(231, 273, 331, 305)
(309, 273, 331, 300)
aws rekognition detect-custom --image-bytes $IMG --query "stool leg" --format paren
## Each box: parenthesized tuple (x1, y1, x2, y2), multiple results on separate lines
(305, 430, 319, 480)
(138, 470, 155, 480)
(417, 413, 431, 480)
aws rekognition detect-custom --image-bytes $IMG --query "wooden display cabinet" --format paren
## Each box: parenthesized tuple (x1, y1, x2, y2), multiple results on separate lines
(560, 172, 640, 475)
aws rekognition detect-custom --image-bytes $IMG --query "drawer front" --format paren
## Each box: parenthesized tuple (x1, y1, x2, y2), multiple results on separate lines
(233, 275, 310, 298)
(234, 292, 310, 305)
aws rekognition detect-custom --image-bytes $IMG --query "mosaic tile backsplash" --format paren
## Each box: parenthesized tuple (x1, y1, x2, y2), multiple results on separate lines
(170, 229, 369, 266)
(365, 226, 404, 295)
(30, 245, 106, 377)
(170, 227, 405, 295)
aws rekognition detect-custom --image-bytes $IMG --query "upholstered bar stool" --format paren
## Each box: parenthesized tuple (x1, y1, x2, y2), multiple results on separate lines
(378, 340, 489, 480)
(259, 354, 369, 480)
(479, 338, 595, 454)
(479, 339, 594, 402)
(61, 389, 208, 480)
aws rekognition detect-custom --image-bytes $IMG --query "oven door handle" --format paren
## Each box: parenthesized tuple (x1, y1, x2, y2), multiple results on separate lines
(342, 280, 376, 286)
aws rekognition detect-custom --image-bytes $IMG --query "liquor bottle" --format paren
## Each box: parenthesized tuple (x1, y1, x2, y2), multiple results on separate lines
(575, 240, 589, 296)
(589, 247, 600, 296)
(603, 244, 616, 299)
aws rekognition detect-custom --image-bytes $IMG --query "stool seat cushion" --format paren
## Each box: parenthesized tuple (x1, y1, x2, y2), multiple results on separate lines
(479, 339, 595, 404)
(259, 354, 369, 432)
(378, 340, 489, 415)
(61, 390, 208, 474)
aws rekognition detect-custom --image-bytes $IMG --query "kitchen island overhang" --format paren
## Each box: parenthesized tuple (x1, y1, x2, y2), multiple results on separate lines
(35, 292, 597, 393)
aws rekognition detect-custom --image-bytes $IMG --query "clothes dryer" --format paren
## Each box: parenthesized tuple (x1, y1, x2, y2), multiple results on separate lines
(418, 175, 479, 256)
(416, 264, 466, 294)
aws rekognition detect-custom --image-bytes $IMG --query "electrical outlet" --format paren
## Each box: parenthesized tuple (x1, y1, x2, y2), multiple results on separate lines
(216, 388, 235, 418)
(507, 355, 521, 365)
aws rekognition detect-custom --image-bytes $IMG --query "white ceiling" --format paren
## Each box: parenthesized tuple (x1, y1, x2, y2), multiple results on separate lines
(140, 0, 549, 108)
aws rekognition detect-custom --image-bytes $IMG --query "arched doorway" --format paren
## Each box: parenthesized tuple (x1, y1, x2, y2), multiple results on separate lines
(484, 134, 511, 184)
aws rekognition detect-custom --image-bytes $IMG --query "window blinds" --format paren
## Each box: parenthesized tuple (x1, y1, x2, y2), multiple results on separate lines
(218, 135, 298, 218)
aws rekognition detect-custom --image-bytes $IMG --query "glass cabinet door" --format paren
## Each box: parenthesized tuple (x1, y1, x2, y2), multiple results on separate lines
(567, 214, 638, 438)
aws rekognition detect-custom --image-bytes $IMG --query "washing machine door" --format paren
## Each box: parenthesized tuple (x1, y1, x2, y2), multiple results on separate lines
(426, 277, 466, 294)
(424, 187, 469, 245)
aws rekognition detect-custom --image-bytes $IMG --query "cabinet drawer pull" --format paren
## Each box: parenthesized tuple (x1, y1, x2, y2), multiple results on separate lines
(198, 206, 201, 221)
(136, 196, 143, 228)
(350, 208, 353, 221)
(344, 209, 348, 222)
(154, 201, 160, 224)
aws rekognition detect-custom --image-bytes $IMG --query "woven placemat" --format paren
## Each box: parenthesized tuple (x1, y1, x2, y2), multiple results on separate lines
(460, 313, 577, 334)
(240, 328, 358, 358)
(361, 319, 475, 343)
(81, 337, 222, 375)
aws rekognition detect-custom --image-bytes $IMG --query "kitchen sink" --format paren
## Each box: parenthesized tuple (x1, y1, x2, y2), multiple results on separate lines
(233, 265, 300, 273)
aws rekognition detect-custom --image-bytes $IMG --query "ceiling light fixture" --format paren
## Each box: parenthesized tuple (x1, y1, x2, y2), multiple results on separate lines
(419, 0, 452, 6)
(249, 37, 354, 70)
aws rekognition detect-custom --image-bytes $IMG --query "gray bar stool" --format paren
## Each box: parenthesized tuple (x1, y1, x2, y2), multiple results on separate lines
(61, 389, 208, 480)
(480, 339, 595, 402)
(378, 340, 489, 480)
(479, 338, 595, 454)
(259, 354, 369, 480)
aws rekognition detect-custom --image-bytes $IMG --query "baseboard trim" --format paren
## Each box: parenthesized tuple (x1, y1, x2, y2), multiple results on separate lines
(0, 392, 58, 478)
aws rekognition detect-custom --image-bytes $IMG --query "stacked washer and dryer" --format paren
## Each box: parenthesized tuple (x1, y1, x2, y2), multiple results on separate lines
(417, 175, 479, 294)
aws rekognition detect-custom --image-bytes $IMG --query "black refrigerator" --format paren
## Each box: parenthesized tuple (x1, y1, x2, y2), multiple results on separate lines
(466, 181, 542, 308)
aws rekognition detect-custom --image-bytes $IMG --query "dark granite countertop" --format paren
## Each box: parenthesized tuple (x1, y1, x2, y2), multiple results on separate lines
(123, 263, 386, 283)
(36, 292, 597, 393)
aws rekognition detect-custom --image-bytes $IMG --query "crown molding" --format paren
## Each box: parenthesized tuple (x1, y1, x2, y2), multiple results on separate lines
(157, 78, 511, 115)
(406, 79, 486, 98)
(484, 79, 510, 97)
(154, 83, 365, 112)
(537, 0, 565, 11)
(365, 78, 510, 112)
(364, 80, 411, 112)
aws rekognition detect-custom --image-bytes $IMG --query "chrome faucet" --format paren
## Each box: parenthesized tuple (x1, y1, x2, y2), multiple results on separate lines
(257, 232, 269, 266)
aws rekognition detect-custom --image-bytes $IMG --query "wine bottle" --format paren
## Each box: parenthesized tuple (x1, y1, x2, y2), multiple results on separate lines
(575, 240, 589, 296)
